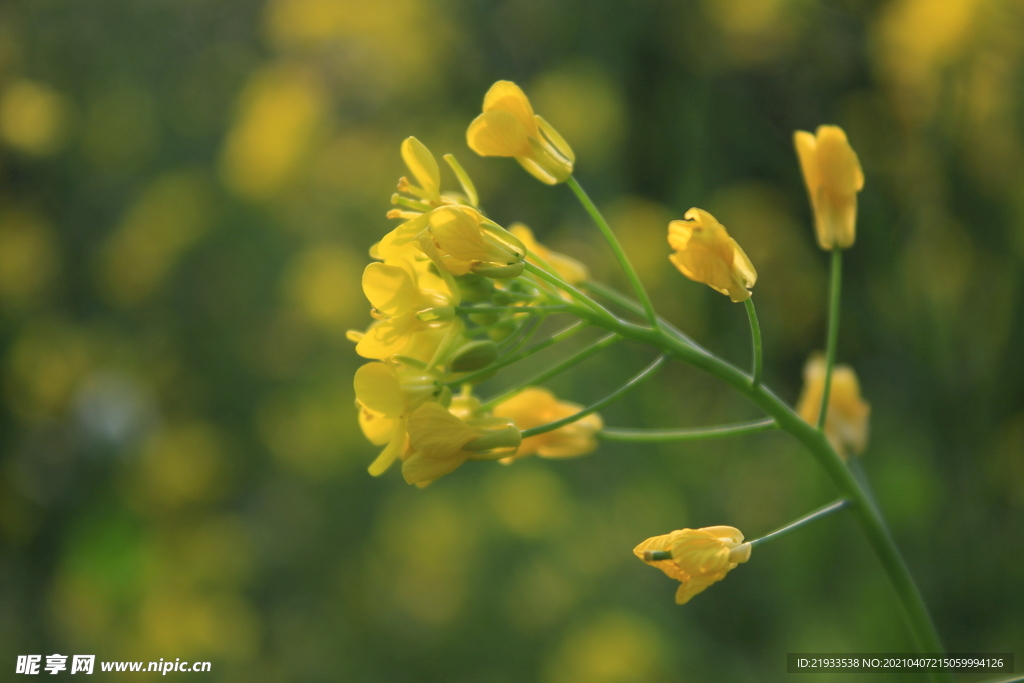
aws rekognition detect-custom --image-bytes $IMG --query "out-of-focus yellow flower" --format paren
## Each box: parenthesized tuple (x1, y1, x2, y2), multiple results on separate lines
(353, 360, 442, 476)
(353, 257, 458, 362)
(466, 81, 575, 185)
(509, 223, 589, 284)
(796, 353, 870, 459)
(403, 402, 520, 486)
(793, 126, 864, 250)
(492, 387, 602, 461)
(420, 205, 526, 278)
(667, 208, 757, 302)
(634, 526, 751, 605)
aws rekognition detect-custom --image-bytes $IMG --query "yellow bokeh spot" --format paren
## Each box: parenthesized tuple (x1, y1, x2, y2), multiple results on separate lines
(136, 421, 225, 509)
(99, 170, 212, 305)
(703, 0, 802, 64)
(544, 612, 665, 683)
(487, 465, 570, 538)
(0, 79, 67, 154)
(0, 209, 58, 310)
(281, 243, 362, 330)
(530, 63, 624, 162)
(139, 587, 257, 660)
(256, 387, 355, 477)
(4, 319, 93, 421)
(220, 65, 326, 199)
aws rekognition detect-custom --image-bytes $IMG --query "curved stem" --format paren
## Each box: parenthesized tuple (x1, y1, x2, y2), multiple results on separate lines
(520, 354, 668, 438)
(599, 418, 777, 442)
(445, 320, 586, 387)
(524, 262, 615, 320)
(749, 498, 851, 549)
(480, 333, 620, 411)
(744, 297, 763, 387)
(567, 176, 659, 329)
(818, 249, 842, 429)
(566, 302, 948, 674)
(582, 279, 703, 351)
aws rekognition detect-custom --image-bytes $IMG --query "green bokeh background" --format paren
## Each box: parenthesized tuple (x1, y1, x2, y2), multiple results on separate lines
(1, 1, 1022, 681)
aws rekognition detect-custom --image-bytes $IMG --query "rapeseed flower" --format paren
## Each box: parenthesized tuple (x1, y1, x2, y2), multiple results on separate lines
(421, 205, 526, 278)
(466, 81, 575, 185)
(796, 353, 870, 459)
(634, 526, 752, 604)
(667, 208, 757, 302)
(492, 387, 602, 460)
(793, 125, 864, 250)
(509, 223, 589, 285)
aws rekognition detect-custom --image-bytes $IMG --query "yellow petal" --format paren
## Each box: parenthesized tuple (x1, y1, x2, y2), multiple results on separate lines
(400, 136, 440, 198)
(358, 403, 396, 446)
(793, 130, 819, 196)
(402, 402, 479, 484)
(482, 80, 537, 137)
(814, 125, 864, 196)
(428, 205, 489, 262)
(467, 110, 532, 157)
(367, 417, 407, 476)
(362, 262, 415, 316)
(353, 362, 404, 417)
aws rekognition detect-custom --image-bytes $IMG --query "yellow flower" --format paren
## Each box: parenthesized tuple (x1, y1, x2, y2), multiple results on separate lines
(509, 223, 590, 284)
(420, 205, 526, 278)
(466, 81, 575, 185)
(667, 208, 757, 302)
(492, 387, 602, 461)
(353, 360, 442, 476)
(796, 353, 870, 459)
(403, 402, 520, 486)
(793, 125, 864, 250)
(634, 526, 752, 605)
(354, 257, 459, 362)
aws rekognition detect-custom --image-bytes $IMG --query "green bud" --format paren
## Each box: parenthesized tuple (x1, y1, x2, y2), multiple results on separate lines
(448, 340, 499, 373)
(488, 320, 517, 342)
(436, 385, 453, 408)
(469, 311, 499, 327)
(417, 306, 454, 322)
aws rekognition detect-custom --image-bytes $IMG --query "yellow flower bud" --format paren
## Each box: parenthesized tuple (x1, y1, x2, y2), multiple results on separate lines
(793, 125, 864, 250)
(795, 353, 870, 459)
(492, 387, 602, 460)
(667, 208, 757, 302)
(509, 223, 590, 284)
(634, 526, 751, 605)
(466, 81, 575, 185)
(423, 205, 525, 277)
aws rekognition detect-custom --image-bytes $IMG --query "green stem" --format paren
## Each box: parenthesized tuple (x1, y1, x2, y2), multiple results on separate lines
(582, 279, 701, 350)
(818, 249, 842, 429)
(445, 321, 586, 387)
(744, 297, 764, 387)
(749, 498, 851, 549)
(567, 176, 659, 329)
(565, 300, 948, 675)
(524, 262, 616, 320)
(455, 305, 569, 314)
(519, 354, 668, 438)
(480, 333, 621, 411)
(599, 418, 777, 442)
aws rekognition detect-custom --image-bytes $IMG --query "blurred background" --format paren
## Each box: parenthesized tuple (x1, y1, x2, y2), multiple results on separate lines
(1, 0, 1022, 681)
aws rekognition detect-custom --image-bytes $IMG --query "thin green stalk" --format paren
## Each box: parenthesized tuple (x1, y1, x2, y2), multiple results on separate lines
(818, 249, 842, 429)
(582, 279, 702, 351)
(445, 321, 586, 387)
(500, 315, 543, 355)
(748, 499, 851, 549)
(520, 354, 668, 438)
(524, 262, 615, 320)
(599, 418, 777, 442)
(567, 176, 659, 329)
(744, 297, 763, 387)
(480, 333, 621, 411)
(566, 299, 948, 677)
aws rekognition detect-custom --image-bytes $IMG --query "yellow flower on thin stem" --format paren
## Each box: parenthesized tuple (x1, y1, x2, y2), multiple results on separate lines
(794, 125, 864, 250)
(796, 353, 870, 459)
(403, 402, 520, 486)
(634, 526, 752, 605)
(466, 81, 575, 185)
(420, 205, 526, 278)
(509, 223, 590, 285)
(354, 257, 459, 362)
(492, 387, 602, 461)
(353, 360, 443, 476)
(667, 208, 757, 302)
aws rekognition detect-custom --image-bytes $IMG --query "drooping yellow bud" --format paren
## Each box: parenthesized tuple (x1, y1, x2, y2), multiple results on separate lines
(795, 353, 870, 459)
(793, 125, 864, 250)
(402, 402, 519, 485)
(667, 208, 757, 302)
(466, 81, 575, 185)
(633, 526, 751, 605)
(492, 387, 602, 460)
(423, 205, 525, 277)
(509, 223, 590, 284)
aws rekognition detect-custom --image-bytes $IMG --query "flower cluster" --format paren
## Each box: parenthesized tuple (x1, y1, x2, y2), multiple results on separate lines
(350, 85, 601, 486)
